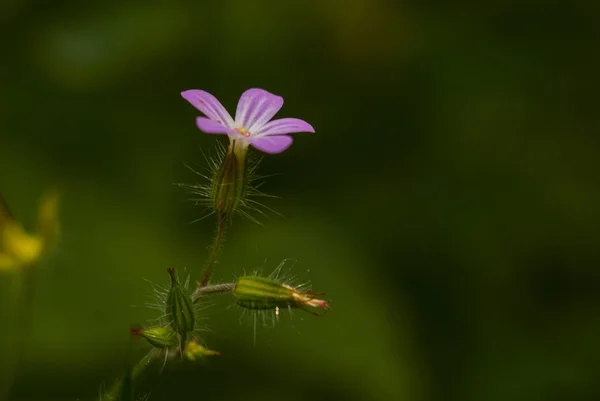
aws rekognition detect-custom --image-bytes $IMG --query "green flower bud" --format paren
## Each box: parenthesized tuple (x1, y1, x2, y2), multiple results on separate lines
(184, 340, 220, 361)
(234, 276, 329, 315)
(166, 268, 195, 334)
(211, 139, 248, 218)
(130, 327, 178, 349)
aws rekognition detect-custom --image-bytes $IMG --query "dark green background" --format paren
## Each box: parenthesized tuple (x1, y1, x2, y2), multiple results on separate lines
(1, 1, 599, 400)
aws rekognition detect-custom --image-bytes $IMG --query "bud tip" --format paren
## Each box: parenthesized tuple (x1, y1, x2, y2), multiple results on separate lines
(167, 267, 177, 283)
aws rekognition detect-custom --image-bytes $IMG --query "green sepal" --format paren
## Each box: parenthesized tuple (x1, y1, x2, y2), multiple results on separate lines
(211, 139, 249, 218)
(135, 327, 178, 349)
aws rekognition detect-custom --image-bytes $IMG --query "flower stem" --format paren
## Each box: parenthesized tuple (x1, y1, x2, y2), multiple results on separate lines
(2, 266, 38, 401)
(198, 214, 228, 289)
(0, 192, 14, 221)
(100, 349, 157, 401)
(194, 282, 235, 300)
(131, 349, 157, 380)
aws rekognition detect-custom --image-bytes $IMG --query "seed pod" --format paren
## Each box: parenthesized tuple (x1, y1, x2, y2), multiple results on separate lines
(233, 276, 329, 314)
(131, 327, 178, 349)
(211, 139, 249, 217)
(166, 268, 195, 334)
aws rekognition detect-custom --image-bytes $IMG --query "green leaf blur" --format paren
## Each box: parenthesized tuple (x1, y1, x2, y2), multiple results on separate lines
(1, 1, 599, 401)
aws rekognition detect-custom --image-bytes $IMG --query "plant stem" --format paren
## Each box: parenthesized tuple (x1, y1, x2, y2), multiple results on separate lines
(3, 266, 38, 401)
(131, 349, 157, 381)
(101, 349, 157, 401)
(193, 282, 235, 301)
(198, 214, 228, 289)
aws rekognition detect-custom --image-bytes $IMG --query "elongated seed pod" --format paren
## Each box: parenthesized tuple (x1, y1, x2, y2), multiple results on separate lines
(166, 268, 195, 334)
(233, 276, 329, 315)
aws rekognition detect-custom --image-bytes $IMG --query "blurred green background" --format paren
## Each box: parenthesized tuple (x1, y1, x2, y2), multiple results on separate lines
(1, 1, 599, 400)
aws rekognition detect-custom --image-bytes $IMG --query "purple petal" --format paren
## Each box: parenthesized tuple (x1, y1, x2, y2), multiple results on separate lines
(196, 117, 233, 134)
(249, 135, 293, 154)
(256, 118, 315, 136)
(181, 90, 234, 128)
(235, 88, 283, 133)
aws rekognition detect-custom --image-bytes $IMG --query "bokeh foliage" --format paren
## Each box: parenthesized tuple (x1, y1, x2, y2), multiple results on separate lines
(1, 1, 599, 400)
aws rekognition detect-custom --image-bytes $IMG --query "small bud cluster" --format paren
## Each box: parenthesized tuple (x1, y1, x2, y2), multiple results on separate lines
(131, 268, 219, 363)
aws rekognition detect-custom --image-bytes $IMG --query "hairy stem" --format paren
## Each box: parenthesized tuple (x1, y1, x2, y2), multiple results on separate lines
(193, 282, 235, 301)
(198, 214, 228, 289)
(131, 349, 157, 380)
(101, 349, 157, 401)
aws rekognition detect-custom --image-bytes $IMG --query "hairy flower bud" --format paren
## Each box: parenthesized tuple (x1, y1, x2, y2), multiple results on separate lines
(131, 327, 178, 349)
(211, 139, 248, 218)
(166, 268, 195, 334)
(233, 276, 329, 315)
(183, 340, 220, 361)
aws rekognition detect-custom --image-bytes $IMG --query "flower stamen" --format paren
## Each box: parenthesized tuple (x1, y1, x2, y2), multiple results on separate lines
(235, 128, 251, 137)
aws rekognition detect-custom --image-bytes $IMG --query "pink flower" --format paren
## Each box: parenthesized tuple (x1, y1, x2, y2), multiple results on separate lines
(181, 88, 315, 154)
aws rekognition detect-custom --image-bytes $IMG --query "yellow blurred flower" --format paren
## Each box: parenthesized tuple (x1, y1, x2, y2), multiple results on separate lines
(0, 191, 60, 271)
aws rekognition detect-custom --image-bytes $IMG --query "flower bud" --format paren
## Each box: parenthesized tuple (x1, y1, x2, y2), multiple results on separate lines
(183, 339, 220, 361)
(211, 139, 249, 218)
(233, 276, 329, 315)
(130, 327, 178, 349)
(166, 268, 195, 334)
